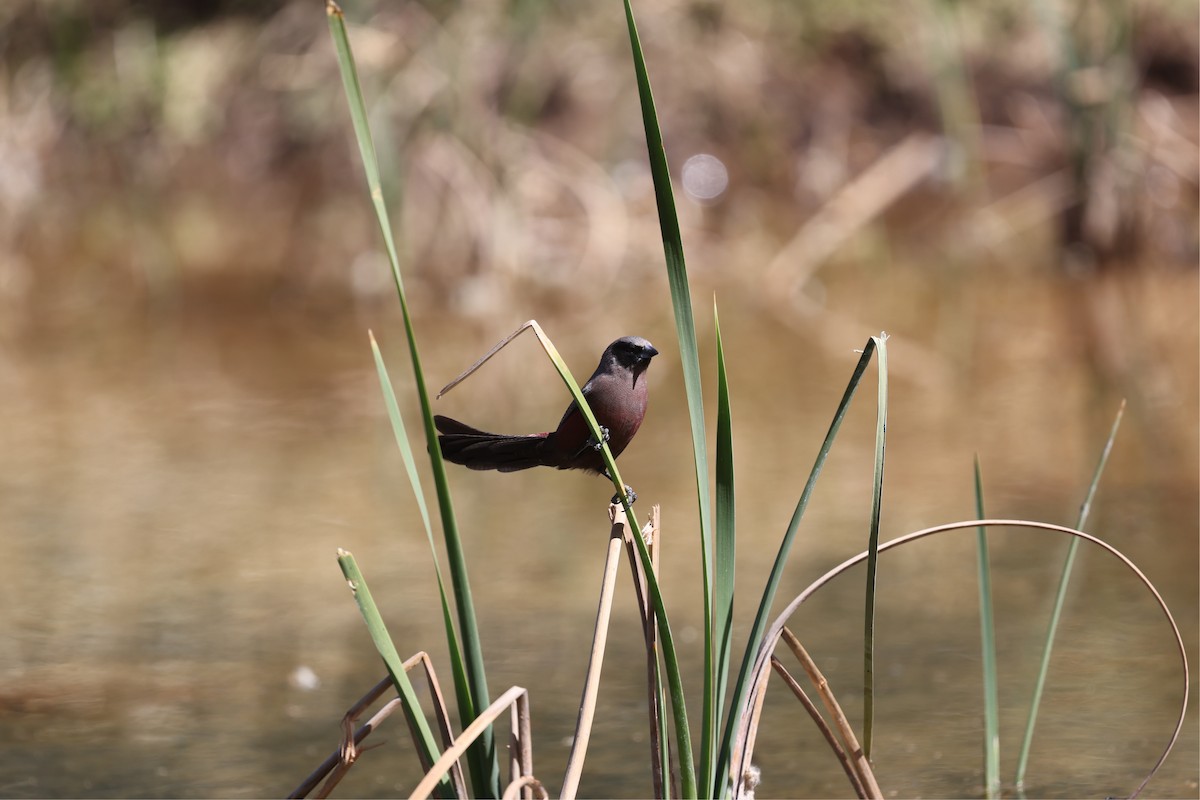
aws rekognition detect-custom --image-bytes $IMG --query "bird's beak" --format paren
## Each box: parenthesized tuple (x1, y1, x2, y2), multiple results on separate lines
(645, 344, 659, 359)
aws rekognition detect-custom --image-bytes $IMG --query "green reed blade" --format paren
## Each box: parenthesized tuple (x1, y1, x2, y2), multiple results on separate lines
(621, 4, 709, 796)
(713, 303, 737, 790)
(973, 457, 1001, 799)
(337, 550, 452, 797)
(327, 6, 499, 795)
(719, 338, 880, 798)
(369, 331, 473, 766)
(1015, 400, 1126, 790)
(862, 333, 888, 760)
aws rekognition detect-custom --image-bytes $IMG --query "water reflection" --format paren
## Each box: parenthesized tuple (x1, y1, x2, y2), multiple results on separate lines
(0, 277, 1195, 798)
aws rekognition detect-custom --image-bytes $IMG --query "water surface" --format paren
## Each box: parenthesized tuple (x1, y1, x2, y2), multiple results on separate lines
(0, 273, 1195, 798)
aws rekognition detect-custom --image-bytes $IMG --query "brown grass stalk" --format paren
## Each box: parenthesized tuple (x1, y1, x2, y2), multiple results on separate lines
(501, 775, 550, 800)
(769, 657, 868, 800)
(779, 627, 881, 799)
(559, 506, 628, 799)
(289, 652, 466, 799)
(410, 686, 533, 800)
(729, 657, 771, 799)
(622, 504, 667, 798)
(509, 688, 534, 800)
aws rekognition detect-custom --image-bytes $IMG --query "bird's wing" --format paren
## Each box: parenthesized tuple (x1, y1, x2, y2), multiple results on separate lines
(557, 382, 613, 462)
(553, 381, 593, 431)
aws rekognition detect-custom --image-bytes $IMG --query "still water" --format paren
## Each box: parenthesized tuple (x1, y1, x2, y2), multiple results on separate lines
(0, 272, 1196, 798)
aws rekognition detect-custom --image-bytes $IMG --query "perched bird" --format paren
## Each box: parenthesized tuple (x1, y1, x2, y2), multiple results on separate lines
(435, 336, 659, 501)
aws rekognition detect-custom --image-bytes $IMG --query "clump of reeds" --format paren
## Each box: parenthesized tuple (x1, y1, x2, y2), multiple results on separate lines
(288, 3, 1190, 798)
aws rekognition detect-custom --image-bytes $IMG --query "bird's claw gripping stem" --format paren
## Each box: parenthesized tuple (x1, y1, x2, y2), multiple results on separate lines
(611, 484, 637, 505)
(590, 426, 611, 452)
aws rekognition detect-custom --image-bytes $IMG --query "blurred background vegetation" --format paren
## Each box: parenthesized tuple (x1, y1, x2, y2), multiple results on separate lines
(1, 0, 1196, 333)
(0, 0, 1196, 797)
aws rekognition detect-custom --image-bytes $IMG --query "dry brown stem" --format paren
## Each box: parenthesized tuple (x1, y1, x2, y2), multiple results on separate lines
(769, 656, 868, 799)
(289, 652, 466, 799)
(559, 505, 628, 799)
(779, 627, 881, 799)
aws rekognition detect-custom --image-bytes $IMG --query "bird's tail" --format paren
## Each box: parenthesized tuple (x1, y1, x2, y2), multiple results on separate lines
(434, 415, 550, 472)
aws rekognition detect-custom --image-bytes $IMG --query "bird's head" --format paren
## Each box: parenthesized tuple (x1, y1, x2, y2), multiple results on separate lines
(605, 336, 659, 372)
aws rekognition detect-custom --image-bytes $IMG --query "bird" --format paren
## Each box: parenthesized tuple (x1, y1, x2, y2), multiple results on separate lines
(435, 336, 659, 503)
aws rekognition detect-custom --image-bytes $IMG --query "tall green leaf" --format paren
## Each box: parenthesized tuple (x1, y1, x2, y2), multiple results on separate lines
(507, 321, 699, 800)
(719, 337, 885, 797)
(973, 457, 1001, 799)
(620, 4, 713, 795)
(713, 303, 736, 789)
(861, 334, 888, 758)
(1015, 400, 1126, 789)
(327, 6, 499, 795)
(369, 332, 473, 773)
(337, 550, 452, 797)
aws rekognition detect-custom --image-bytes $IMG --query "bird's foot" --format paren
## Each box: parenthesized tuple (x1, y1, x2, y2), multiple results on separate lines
(590, 426, 611, 452)
(611, 484, 637, 505)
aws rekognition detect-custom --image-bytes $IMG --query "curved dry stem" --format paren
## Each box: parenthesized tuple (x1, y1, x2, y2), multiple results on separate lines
(290, 652, 466, 800)
(733, 519, 1188, 800)
(318, 699, 400, 799)
(410, 686, 530, 800)
(502, 776, 550, 800)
